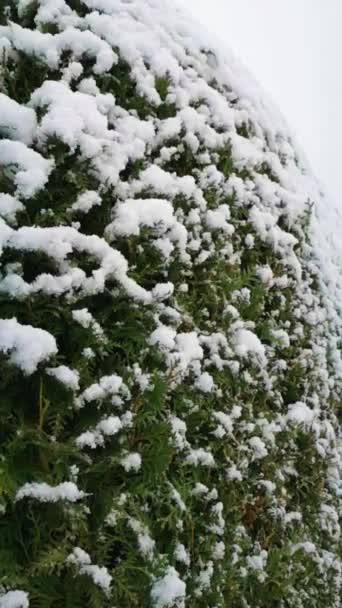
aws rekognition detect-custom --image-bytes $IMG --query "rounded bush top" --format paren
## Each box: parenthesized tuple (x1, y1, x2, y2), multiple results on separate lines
(0, 2, 340, 608)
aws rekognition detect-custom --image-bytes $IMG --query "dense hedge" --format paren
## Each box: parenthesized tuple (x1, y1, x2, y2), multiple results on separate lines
(0, 1, 340, 607)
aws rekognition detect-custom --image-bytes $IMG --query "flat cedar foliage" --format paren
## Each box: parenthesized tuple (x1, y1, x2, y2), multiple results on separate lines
(0, 1, 340, 608)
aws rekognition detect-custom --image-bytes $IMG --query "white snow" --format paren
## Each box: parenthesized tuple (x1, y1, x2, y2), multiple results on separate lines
(170, 485, 186, 511)
(0, 591, 29, 608)
(287, 402, 315, 426)
(0, 194, 24, 224)
(71, 308, 93, 328)
(67, 547, 112, 595)
(109, 198, 174, 237)
(291, 542, 317, 555)
(247, 550, 268, 571)
(30, 80, 112, 153)
(205, 205, 234, 234)
(149, 328, 207, 379)
(195, 561, 214, 596)
(2, 224, 169, 303)
(1, 22, 116, 74)
(77, 374, 123, 408)
(233, 328, 265, 362)
(76, 415, 123, 449)
(82, 347, 95, 359)
(245, 234, 255, 248)
(271, 329, 290, 348)
(226, 464, 243, 481)
(256, 265, 274, 286)
(169, 415, 188, 450)
(149, 325, 177, 350)
(151, 282, 174, 301)
(47, 365, 80, 391)
(0, 318, 57, 374)
(72, 308, 104, 338)
(120, 452, 142, 472)
(191, 483, 209, 496)
(174, 543, 190, 566)
(70, 191, 102, 214)
(209, 501, 225, 535)
(195, 372, 215, 393)
(108, 197, 188, 259)
(128, 518, 156, 559)
(15, 481, 85, 502)
(213, 411, 235, 435)
(0, 140, 53, 198)
(212, 541, 225, 560)
(174, 332, 204, 369)
(0, 94, 37, 145)
(151, 567, 186, 608)
(248, 436, 268, 460)
(186, 448, 215, 467)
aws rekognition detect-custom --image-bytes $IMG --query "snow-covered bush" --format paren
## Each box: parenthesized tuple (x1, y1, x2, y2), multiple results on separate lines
(0, 1, 341, 607)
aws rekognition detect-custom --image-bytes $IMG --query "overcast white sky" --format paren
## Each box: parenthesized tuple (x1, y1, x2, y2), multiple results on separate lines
(185, 0, 342, 207)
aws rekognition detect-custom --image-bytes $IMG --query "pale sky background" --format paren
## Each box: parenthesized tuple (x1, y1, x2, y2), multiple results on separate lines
(185, 0, 342, 208)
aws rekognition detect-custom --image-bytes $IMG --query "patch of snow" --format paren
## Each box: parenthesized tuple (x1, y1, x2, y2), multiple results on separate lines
(233, 328, 265, 362)
(0, 93, 37, 145)
(0, 194, 24, 224)
(0, 318, 57, 374)
(0, 140, 53, 198)
(287, 402, 315, 426)
(248, 436, 268, 460)
(47, 365, 80, 391)
(149, 325, 177, 350)
(151, 566, 186, 608)
(0, 591, 29, 608)
(70, 191, 102, 214)
(15, 481, 85, 502)
(1, 22, 116, 74)
(186, 448, 215, 467)
(76, 415, 123, 449)
(174, 543, 190, 566)
(67, 547, 112, 595)
(195, 371, 215, 393)
(128, 517, 155, 559)
(205, 204, 234, 234)
(120, 452, 142, 472)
